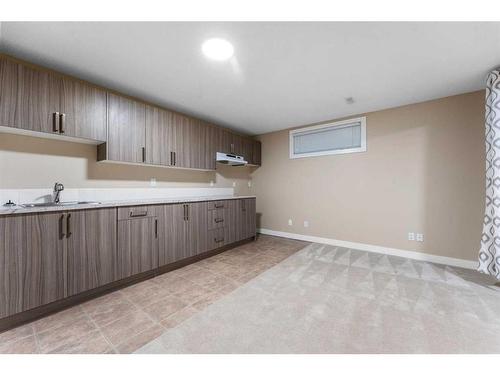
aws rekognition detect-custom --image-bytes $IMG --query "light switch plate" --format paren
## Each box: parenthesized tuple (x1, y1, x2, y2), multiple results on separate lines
(408, 232, 415, 241)
(416, 233, 424, 242)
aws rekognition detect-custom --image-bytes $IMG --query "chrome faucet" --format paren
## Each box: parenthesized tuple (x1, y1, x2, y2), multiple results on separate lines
(53, 182, 64, 203)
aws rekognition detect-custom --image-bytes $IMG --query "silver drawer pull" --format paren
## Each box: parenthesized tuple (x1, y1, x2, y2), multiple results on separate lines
(214, 204, 224, 208)
(214, 218, 224, 223)
(130, 211, 148, 217)
(214, 237, 224, 243)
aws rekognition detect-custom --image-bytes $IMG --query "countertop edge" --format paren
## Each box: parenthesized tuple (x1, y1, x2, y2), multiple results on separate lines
(0, 195, 256, 216)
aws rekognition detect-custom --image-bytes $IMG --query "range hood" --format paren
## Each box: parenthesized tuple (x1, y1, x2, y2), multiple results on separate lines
(216, 152, 248, 166)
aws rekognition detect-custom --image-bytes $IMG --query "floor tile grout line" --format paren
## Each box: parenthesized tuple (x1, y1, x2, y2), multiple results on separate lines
(80, 306, 118, 355)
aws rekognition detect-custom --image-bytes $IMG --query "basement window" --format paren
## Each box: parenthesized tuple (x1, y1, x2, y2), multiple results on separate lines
(289, 117, 366, 159)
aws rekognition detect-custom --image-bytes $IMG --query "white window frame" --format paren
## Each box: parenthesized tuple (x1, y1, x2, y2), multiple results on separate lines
(289, 116, 367, 159)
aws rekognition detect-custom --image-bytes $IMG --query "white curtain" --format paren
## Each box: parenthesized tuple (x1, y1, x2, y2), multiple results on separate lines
(479, 69, 500, 279)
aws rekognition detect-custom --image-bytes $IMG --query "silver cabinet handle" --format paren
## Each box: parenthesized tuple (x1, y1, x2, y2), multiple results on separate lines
(53, 112, 60, 132)
(214, 203, 224, 208)
(155, 219, 158, 238)
(214, 218, 224, 223)
(66, 213, 72, 237)
(142, 147, 146, 162)
(170, 151, 175, 166)
(130, 211, 148, 217)
(60, 213, 66, 238)
(59, 113, 65, 133)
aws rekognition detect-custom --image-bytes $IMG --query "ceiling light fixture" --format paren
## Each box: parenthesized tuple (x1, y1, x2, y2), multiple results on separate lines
(202, 38, 234, 61)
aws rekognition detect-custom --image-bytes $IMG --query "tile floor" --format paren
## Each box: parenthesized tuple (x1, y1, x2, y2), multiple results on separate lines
(0, 235, 307, 354)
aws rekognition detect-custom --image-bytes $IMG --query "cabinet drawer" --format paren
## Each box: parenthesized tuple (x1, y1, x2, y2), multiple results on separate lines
(207, 200, 226, 210)
(208, 209, 226, 230)
(208, 228, 225, 251)
(118, 205, 156, 220)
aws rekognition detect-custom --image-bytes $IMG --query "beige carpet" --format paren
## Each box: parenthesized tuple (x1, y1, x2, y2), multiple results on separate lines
(136, 243, 500, 353)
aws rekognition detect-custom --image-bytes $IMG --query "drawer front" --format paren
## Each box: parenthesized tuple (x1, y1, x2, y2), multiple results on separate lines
(208, 228, 225, 251)
(118, 205, 156, 220)
(208, 208, 226, 230)
(207, 200, 226, 210)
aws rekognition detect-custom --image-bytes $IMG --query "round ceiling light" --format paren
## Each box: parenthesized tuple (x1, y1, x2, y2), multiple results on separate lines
(202, 38, 234, 61)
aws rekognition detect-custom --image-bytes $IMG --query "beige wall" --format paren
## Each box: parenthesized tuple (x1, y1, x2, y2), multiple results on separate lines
(251, 91, 485, 261)
(0, 133, 253, 196)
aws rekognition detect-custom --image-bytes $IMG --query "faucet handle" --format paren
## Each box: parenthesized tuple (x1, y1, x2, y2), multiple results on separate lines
(54, 182, 64, 192)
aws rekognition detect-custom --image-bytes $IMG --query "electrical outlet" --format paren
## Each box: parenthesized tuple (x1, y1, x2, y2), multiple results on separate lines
(304, 220, 309, 228)
(247, 180, 252, 188)
(416, 233, 424, 242)
(408, 232, 415, 241)
(288, 219, 293, 226)
(210, 180, 214, 187)
(232, 181, 236, 187)
(150, 178, 157, 187)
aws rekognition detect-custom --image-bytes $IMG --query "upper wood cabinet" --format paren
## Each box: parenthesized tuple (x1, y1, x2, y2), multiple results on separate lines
(0, 57, 60, 134)
(107, 93, 146, 164)
(59, 77, 107, 142)
(0, 57, 107, 142)
(0, 55, 261, 169)
(145, 105, 171, 166)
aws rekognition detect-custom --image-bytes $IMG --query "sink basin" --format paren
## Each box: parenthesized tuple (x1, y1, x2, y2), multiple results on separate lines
(21, 201, 101, 208)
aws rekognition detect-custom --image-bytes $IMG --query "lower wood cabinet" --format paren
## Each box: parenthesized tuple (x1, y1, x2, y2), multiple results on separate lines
(117, 212, 158, 279)
(0, 208, 116, 319)
(0, 198, 256, 322)
(156, 202, 208, 267)
(67, 208, 118, 296)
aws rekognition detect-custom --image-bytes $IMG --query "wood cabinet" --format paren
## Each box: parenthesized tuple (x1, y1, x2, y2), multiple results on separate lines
(59, 77, 107, 141)
(0, 57, 107, 142)
(156, 202, 208, 266)
(0, 57, 60, 134)
(66, 208, 117, 296)
(117, 207, 158, 279)
(251, 140, 262, 166)
(145, 105, 171, 166)
(0, 208, 117, 319)
(0, 198, 256, 324)
(0, 212, 65, 319)
(107, 93, 146, 164)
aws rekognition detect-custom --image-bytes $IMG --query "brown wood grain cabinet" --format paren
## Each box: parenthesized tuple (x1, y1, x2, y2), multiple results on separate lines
(145, 105, 171, 166)
(59, 76, 107, 141)
(0, 198, 256, 325)
(156, 202, 208, 266)
(117, 212, 158, 279)
(0, 57, 107, 142)
(0, 57, 60, 134)
(106, 93, 146, 163)
(66, 208, 118, 296)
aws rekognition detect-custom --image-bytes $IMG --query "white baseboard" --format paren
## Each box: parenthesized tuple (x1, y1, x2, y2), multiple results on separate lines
(258, 228, 478, 270)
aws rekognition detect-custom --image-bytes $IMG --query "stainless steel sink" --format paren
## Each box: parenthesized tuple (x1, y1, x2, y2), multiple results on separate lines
(21, 201, 101, 208)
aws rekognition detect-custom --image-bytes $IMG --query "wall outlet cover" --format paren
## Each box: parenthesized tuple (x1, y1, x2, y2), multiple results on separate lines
(248, 180, 252, 188)
(210, 180, 214, 187)
(304, 220, 309, 228)
(232, 181, 236, 187)
(288, 219, 293, 226)
(416, 233, 424, 242)
(408, 232, 415, 241)
(150, 178, 157, 187)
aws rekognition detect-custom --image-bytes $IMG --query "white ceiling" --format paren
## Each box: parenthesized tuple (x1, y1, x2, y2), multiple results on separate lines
(1, 22, 499, 135)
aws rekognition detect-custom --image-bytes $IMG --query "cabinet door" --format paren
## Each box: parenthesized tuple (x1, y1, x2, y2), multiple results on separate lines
(66, 208, 117, 296)
(145, 105, 171, 166)
(0, 215, 28, 318)
(226, 200, 238, 244)
(184, 117, 203, 169)
(252, 140, 262, 166)
(241, 138, 254, 163)
(186, 202, 208, 256)
(204, 123, 217, 170)
(0, 57, 60, 134)
(107, 93, 146, 163)
(117, 216, 158, 279)
(245, 198, 256, 239)
(156, 203, 187, 266)
(24, 212, 67, 311)
(218, 129, 233, 154)
(60, 77, 107, 142)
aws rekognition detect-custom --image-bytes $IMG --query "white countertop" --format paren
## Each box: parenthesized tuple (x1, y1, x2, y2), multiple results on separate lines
(0, 195, 256, 216)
